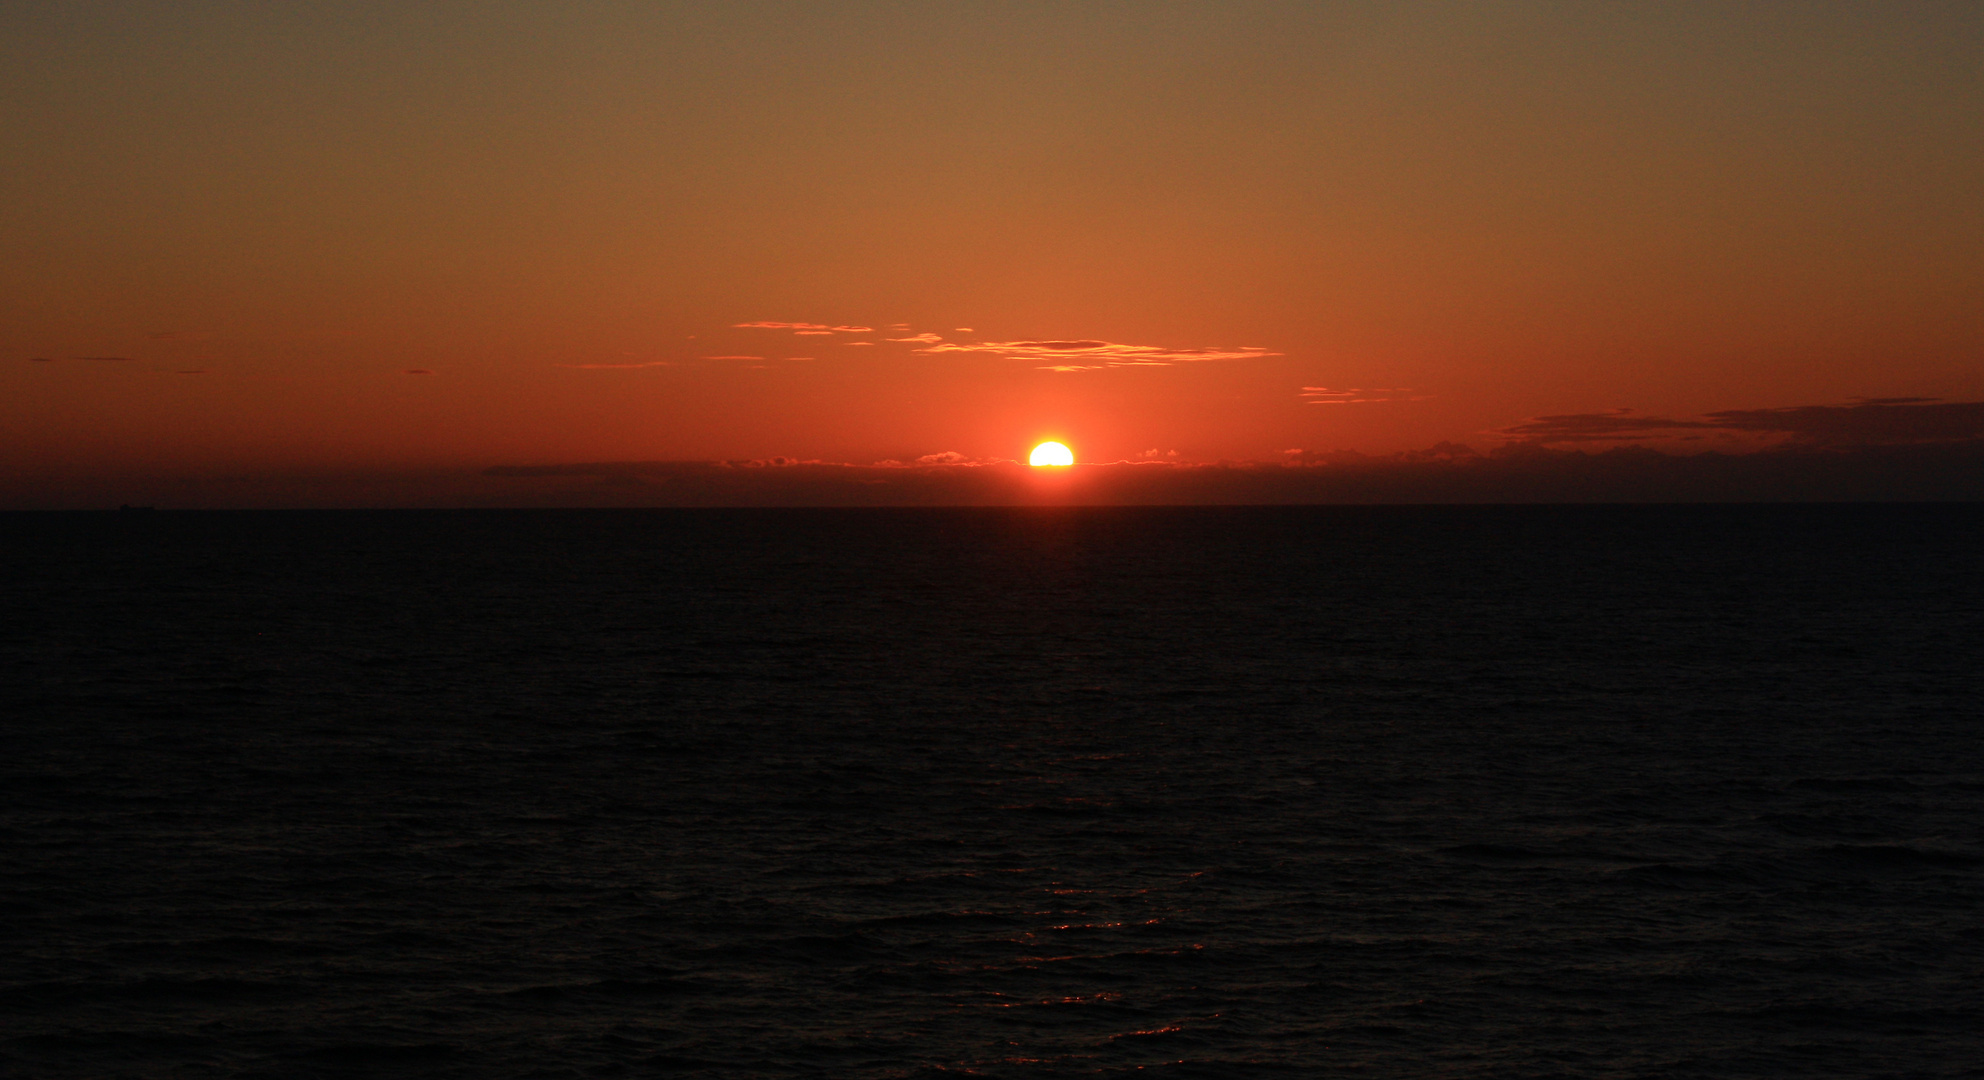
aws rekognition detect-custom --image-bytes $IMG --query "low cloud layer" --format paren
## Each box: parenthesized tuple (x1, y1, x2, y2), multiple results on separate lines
(454, 441, 1984, 507)
(1498, 399, 1984, 447)
(16, 438, 1983, 509)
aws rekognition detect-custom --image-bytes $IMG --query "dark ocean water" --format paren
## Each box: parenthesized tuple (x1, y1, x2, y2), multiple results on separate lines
(3, 506, 1981, 1079)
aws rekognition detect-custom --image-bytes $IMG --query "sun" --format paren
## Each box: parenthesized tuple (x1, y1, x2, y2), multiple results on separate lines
(1029, 441, 1074, 467)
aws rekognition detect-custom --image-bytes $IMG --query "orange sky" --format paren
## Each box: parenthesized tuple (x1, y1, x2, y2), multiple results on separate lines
(5, 2, 1983, 498)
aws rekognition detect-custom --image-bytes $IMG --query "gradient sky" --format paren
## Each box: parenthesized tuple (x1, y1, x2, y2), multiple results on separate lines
(6, 1, 1983, 487)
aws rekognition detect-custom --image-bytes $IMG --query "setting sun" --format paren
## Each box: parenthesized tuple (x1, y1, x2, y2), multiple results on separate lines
(1029, 442, 1074, 467)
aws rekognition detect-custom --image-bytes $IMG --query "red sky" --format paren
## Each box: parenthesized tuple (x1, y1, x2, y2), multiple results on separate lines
(5, 2, 1982, 503)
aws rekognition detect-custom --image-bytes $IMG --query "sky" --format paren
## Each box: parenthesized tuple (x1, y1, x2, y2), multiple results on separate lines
(5, 1, 1983, 503)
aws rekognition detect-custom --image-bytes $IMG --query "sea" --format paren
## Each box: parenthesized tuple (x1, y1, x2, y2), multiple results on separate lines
(2, 505, 1981, 1079)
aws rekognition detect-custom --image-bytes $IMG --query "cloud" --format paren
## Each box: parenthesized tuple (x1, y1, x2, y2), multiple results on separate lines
(954, 327, 974, 332)
(560, 361, 671, 369)
(887, 332, 944, 344)
(1301, 387, 1422, 404)
(1495, 399, 1984, 446)
(844, 341, 875, 346)
(74, 356, 138, 362)
(403, 368, 435, 375)
(732, 321, 873, 333)
(869, 451, 1008, 467)
(175, 369, 207, 375)
(1703, 401, 1984, 444)
(148, 331, 215, 341)
(919, 339, 1280, 368)
(1494, 409, 1707, 441)
(700, 355, 764, 361)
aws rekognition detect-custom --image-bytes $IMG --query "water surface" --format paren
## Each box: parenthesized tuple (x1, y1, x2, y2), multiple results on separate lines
(3, 506, 1981, 1077)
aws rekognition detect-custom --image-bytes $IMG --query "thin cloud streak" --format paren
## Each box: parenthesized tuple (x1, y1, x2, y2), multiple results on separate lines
(733, 321, 874, 333)
(1301, 387, 1423, 404)
(919, 339, 1280, 369)
(1495, 399, 1984, 446)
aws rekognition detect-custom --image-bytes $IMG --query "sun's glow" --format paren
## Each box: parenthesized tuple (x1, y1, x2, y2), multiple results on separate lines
(1029, 441, 1074, 467)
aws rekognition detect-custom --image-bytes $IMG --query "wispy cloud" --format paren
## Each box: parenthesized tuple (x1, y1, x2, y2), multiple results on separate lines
(559, 361, 672, 369)
(403, 368, 435, 375)
(1301, 387, 1423, 404)
(1495, 399, 1984, 446)
(919, 339, 1280, 369)
(701, 355, 764, 361)
(887, 332, 943, 344)
(74, 356, 138, 362)
(733, 321, 873, 333)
